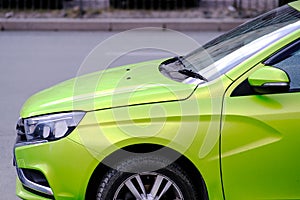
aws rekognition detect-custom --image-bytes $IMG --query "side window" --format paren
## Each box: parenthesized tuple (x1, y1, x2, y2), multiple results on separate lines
(264, 39, 300, 91)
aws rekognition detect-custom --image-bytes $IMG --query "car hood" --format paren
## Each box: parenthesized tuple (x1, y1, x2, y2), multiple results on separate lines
(20, 59, 197, 118)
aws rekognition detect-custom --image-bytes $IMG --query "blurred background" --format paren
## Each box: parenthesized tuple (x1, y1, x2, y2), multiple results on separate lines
(0, 0, 295, 19)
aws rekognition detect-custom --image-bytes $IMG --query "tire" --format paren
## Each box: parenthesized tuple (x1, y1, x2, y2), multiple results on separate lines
(96, 155, 201, 200)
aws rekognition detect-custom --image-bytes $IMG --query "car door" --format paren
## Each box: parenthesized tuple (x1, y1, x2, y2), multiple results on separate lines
(221, 39, 300, 199)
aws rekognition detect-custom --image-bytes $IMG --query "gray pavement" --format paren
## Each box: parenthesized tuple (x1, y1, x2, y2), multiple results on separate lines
(0, 30, 223, 199)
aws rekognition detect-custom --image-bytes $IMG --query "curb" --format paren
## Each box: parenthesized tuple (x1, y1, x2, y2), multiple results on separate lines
(0, 18, 247, 31)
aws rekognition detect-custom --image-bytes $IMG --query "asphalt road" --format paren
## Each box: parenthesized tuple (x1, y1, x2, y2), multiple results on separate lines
(0, 30, 223, 199)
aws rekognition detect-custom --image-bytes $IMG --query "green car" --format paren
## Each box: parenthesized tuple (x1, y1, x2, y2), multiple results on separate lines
(14, 2, 300, 200)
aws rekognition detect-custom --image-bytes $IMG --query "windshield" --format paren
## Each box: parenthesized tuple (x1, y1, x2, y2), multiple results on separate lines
(160, 5, 300, 84)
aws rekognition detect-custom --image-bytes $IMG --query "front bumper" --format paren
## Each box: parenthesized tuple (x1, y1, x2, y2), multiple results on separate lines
(16, 167, 54, 197)
(16, 178, 53, 200)
(13, 136, 99, 200)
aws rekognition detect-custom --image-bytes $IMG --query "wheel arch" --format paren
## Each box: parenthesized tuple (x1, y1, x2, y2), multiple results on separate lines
(85, 143, 208, 199)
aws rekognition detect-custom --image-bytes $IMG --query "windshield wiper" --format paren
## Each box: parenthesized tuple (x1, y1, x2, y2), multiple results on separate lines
(178, 69, 208, 82)
(177, 56, 186, 68)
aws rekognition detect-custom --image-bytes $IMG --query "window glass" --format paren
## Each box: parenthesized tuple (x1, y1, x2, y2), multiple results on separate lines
(268, 40, 300, 90)
(183, 5, 300, 81)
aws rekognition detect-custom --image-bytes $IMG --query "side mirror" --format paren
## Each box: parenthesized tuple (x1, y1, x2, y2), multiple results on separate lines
(248, 66, 290, 94)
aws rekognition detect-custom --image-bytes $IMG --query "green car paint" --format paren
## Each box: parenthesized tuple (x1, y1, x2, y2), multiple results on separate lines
(222, 68, 300, 198)
(14, 1, 300, 200)
(20, 59, 196, 118)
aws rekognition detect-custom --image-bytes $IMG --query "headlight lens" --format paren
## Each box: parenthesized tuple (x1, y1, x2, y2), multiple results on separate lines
(23, 112, 85, 142)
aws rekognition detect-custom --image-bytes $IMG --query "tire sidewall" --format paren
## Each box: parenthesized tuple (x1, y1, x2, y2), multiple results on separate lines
(97, 155, 199, 200)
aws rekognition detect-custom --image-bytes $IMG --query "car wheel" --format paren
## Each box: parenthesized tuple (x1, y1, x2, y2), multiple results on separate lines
(96, 155, 201, 199)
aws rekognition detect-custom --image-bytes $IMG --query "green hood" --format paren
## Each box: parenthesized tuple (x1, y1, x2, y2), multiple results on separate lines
(21, 59, 197, 118)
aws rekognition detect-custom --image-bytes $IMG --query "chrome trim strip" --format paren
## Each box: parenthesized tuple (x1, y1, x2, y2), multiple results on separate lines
(16, 167, 53, 196)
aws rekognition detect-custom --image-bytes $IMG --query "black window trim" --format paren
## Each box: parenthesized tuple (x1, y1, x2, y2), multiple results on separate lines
(264, 38, 300, 66)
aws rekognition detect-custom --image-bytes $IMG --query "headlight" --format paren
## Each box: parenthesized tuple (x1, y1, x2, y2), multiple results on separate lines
(23, 112, 85, 142)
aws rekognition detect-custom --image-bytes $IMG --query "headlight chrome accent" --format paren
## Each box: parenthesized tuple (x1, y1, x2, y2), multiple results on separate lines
(23, 112, 85, 142)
